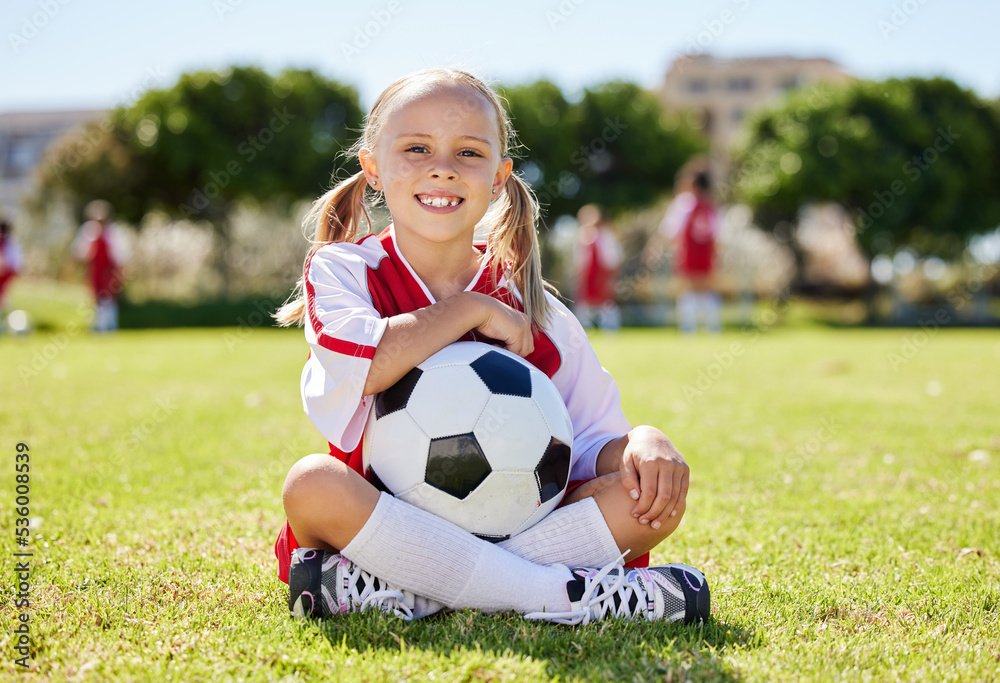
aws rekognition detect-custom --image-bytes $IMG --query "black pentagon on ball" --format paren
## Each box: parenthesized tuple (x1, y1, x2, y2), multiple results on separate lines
(474, 532, 511, 543)
(535, 437, 572, 504)
(426, 433, 492, 500)
(470, 350, 532, 397)
(374, 367, 423, 418)
(364, 466, 394, 495)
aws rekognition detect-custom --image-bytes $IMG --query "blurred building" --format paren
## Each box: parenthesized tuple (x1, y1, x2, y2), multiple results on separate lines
(0, 109, 106, 218)
(658, 55, 852, 171)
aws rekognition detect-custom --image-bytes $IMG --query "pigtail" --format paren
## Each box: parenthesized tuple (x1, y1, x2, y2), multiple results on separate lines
(482, 173, 552, 330)
(274, 171, 372, 327)
(310, 170, 372, 246)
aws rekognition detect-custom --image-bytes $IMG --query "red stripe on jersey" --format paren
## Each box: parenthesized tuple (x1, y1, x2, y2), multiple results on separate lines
(315, 332, 376, 359)
(304, 248, 377, 360)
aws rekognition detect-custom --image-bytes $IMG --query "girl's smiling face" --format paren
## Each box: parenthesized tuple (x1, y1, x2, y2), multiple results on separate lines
(360, 84, 513, 250)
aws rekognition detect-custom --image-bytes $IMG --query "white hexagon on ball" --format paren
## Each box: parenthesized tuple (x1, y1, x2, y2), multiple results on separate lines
(474, 394, 551, 472)
(363, 409, 429, 495)
(529, 372, 573, 446)
(407, 365, 490, 436)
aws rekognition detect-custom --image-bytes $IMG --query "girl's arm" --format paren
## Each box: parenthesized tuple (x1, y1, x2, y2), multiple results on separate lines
(363, 291, 534, 395)
(595, 425, 690, 528)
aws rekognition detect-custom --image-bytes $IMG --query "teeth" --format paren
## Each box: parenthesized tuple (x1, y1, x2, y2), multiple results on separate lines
(419, 196, 461, 207)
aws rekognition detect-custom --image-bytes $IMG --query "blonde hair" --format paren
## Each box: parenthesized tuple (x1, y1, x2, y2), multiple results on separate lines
(275, 68, 551, 329)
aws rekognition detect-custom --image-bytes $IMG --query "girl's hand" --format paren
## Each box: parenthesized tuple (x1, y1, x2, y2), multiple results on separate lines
(471, 293, 534, 357)
(619, 426, 689, 529)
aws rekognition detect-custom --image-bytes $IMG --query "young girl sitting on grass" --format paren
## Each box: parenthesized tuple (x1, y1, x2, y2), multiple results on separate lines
(274, 68, 710, 625)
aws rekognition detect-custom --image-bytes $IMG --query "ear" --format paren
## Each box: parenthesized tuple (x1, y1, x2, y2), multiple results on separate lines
(359, 148, 381, 190)
(493, 157, 514, 196)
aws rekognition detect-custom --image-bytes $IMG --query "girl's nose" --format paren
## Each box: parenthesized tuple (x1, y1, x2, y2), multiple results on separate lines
(429, 158, 458, 181)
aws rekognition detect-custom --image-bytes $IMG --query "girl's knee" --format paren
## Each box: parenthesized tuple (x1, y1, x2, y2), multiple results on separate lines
(588, 478, 688, 559)
(281, 454, 379, 540)
(563, 472, 620, 505)
(652, 498, 686, 542)
(285, 453, 338, 481)
(621, 504, 686, 562)
(282, 454, 349, 516)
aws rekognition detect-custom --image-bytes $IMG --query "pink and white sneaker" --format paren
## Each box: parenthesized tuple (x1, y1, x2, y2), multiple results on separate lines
(288, 548, 415, 621)
(526, 559, 710, 626)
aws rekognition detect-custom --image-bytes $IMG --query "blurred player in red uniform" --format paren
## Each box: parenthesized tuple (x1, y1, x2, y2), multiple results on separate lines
(657, 169, 720, 333)
(0, 218, 24, 331)
(574, 204, 623, 331)
(72, 200, 130, 332)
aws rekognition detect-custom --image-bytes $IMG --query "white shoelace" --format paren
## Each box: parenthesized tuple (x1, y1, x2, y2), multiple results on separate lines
(342, 563, 414, 621)
(525, 553, 641, 626)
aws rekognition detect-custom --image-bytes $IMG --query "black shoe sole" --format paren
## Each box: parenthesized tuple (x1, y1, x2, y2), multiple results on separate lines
(669, 564, 711, 626)
(288, 549, 328, 618)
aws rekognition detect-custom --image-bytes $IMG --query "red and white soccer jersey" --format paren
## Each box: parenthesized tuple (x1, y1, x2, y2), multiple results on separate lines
(72, 221, 130, 300)
(0, 233, 23, 306)
(275, 225, 637, 582)
(660, 191, 719, 277)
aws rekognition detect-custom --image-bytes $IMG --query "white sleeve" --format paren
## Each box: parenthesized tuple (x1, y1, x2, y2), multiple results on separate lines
(545, 294, 631, 481)
(597, 228, 623, 269)
(4, 240, 23, 272)
(72, 222, 97, 260)
(109, 224, 131, 266)
(659, 192, 696, 239)
(300, 242, 390, 452)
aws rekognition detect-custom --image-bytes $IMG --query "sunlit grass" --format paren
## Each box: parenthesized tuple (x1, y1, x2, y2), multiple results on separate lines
(1, 319, 998, 681)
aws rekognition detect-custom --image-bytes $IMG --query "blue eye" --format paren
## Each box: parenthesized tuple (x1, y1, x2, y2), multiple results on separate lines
(405, 145, 427, 153)
(459, 149, 483, 158)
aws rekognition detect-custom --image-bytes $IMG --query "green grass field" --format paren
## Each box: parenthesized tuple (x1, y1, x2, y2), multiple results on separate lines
(1, 310, 998, 681)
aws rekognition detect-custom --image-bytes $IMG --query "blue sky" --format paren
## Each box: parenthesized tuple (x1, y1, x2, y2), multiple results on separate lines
(2, 0, 998, 112)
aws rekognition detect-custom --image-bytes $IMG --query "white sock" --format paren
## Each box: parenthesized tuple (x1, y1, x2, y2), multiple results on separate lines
(700, 292, 721, 332)
(341, 493, 573, 615)
(499, 498, 622, 568)
(347, 497, 617, 619)
(598, 304, 621, 331)
(409, 595, 444, 620)
(678, 291, 697, 333)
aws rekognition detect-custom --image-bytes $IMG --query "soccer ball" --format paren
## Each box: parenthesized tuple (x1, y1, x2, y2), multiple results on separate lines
(363, 341, 573, 542)
(5, 310, 31, 335)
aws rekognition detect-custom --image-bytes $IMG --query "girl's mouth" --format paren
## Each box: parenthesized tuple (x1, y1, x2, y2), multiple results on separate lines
(416, 194, 464, 208)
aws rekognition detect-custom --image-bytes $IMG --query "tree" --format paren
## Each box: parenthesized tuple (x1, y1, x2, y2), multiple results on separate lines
(37, 117, 142, 222)
(38, 66, 364, 293)
(502, 80, 706, 220)
(732, 77, 1000, 274)
(571, 81, 706, 218)
(500, 80, 578, 220)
